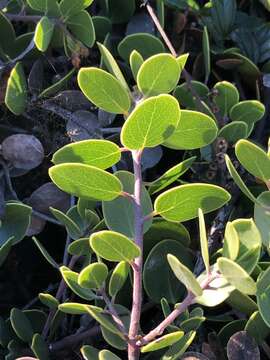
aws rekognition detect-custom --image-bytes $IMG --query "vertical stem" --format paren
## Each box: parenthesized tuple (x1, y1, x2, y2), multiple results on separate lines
(128, 150, 144, 360)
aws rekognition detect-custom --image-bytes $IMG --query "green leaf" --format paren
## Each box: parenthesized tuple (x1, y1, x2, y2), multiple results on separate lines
(27, 0, 47, 11)
(203, 26, 210, 83)
(68, 238, 91, 256)
(84, 305, 123, 335)
(46, 0, 61, 17)
(34, 16, 54, 52)
(198, 208, 210, 273)
(32, 237, 59, 269)
(5, 62, 27, 115)
(118, 33, 165, 61)
(129, 50, 144, 80)
(144, 219, 190, 258)
(60, 0, 93, 20)
(38, 293, 59, 309)
(121, 94, 180, 150)
(137, 54, 181, 97)
(67, 10, 95, 47)
(155, 183, 230, 222)
(0, 202, 31, 246)
(109, 261, 130, 297)
(254, 191, 270, 247)
(173, 81, 209, 110)
(213, 81, 239, 117)
(60, 267, 95, 300)
(50, 207, 82, 239)
(52, 139, 121, 169)
(148, 156, 196, 195)
(141, 331, 184, 353)
(167, 254, 202, 296)
(99, 349, 122, 360)
(222, 222, 239, 260)
(78, 262, 108, 289)
(108, 0, 135, 24)
(0, 237, 13, 267)
(81, 345, 99, 360)
(225, 154, 258, 204)
(98, 42, 129, 91)
(59, 302, 89, 315)
(143, 239, 193, 303)
(163, 110, 218, 150)
(39, 68, 76, 98)
(230, 100, 265, 129)
(217, 257, 256, 295)
(235, 139, 270, 182)
(10, 308, 34, 343)
(78, 67, 131, 114)
(257, 266, 270, 327)
(232, 219, 261, 274)
(179, 316, 205, 332)
(176, 53, 189, 71)
(245, 311, 270, 344)
(49, 163, 122, 201)
(162, 331, 196, 360)
(196, 266, 234, 307)
(90, 230, 140, 262)
(219, 122, 248, 143)
(227, 290, 258, 316)
(0, 11, 15, 56)
(31, 333, 50, 360)
(102, 171, 153, 238)
(93, 16, 112, 42)
(218, 319, 246, 347)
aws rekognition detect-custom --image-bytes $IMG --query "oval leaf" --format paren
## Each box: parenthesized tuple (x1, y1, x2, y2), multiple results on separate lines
(163, 110, 218, 150)
(5, 62, 27, 115)
(137, 53, 180, 97)
(154, 183, 231, 222)
(34, 16, 54, 52)
(78, 68, 131, 114)
(78, 262, 108, 289)
(121, 94, 180, 150)
(90, 230, 140, 262)
(52, 139, 121, 169)
(49, 163, 122, 201)
(141, 331, 184, 353)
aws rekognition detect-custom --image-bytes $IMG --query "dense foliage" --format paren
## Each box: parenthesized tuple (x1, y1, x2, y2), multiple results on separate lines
(0, 0, 270, 359)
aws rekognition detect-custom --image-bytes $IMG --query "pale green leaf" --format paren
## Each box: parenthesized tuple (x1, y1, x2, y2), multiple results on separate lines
(109, 261, 130, 297)
(137, 53, 181, 96)
(84, 305, 123, 335)
(257, 266, 270, 327)
(225, 154, 258, 204)
(98, 42, 129, 91)
(230, 100, 265, 128)
(203, 26, 210, 83)
(198, 208, 210, 273)
(78, 68, 131, 114)
(49, 163, 122, 201)
(222, 221, 239, 260)
(217, 257, 256, 295)
(254, 191, 270, 248)
(154, 183, 231, 222)
(60, 267, 95, 300)
(34, 16, 54, 52)
(167, 254, 202, 296)
(129, 50, 144, 80)
(90, 230, 140, 262)
(5, 62, 27, 115)
(235, 139, 270, 182)
(99, 349, 122, 360)
(78, 262, 108, 289)
(32, 237, 59, 269)
(52, 139, 121, 169)
(121, 94, 180, 150)
(141, 331, 184, 353)
(163, 110, 218, 150)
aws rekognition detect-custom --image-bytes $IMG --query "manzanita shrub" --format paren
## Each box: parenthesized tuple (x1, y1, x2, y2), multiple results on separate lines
(2, 0, 270, 360)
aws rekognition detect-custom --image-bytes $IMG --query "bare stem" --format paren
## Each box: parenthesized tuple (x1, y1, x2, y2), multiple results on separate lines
(5, 13, 42, 22)
(128, 150, 144, 360)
